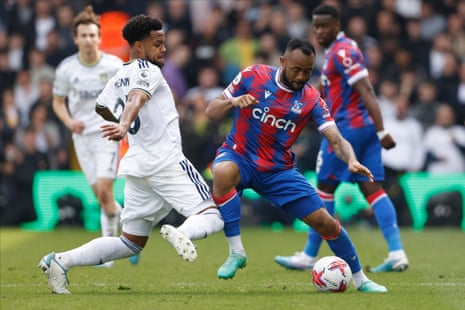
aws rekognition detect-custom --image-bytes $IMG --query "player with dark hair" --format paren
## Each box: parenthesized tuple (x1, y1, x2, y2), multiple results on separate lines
(275, 4, 408, 273)
(38, 14, 224, 294)
(51, 5, 124, 267)
(207, 37, 387, 292)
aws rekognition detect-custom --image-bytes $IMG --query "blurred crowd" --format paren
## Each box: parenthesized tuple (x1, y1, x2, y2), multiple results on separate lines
(1, 0, 465, 226)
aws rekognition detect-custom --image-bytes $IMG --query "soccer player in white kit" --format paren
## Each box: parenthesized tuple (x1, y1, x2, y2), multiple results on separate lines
(38, 15, 224, 294)
(51, 6, 123, 267)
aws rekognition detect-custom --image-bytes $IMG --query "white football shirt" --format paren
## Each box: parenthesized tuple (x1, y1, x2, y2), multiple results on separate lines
(97, 59, 184, 177)
(53, 52, 122, 135)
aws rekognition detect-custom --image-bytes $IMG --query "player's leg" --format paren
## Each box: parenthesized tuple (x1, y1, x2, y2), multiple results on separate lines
(356, 127, 408, 272)
(91, 137, 124, 266)
(274, 145, 341, 270)
(94, 138, 121, 238)
(287, 197, 387, 292)
(359, 181, 409, 272)
(38, 176, 150, 294)
(210, 153, 247, 279)
(274, 186, 337, 270)
(154, 158, 223, 261)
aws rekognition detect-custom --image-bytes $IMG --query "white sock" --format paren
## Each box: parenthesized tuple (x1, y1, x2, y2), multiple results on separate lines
(55, 237, 137, 269)
(352, 270, 370, 288)
(301, 252, 317, 263)
(226, 235, 246, 256)
(178, 209, 224, 240)
(388, 250, 407, 260)
(100, 201, 122, 237)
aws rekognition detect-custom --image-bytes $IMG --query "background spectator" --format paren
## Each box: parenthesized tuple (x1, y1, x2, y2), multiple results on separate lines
(423, 104, 465, 173)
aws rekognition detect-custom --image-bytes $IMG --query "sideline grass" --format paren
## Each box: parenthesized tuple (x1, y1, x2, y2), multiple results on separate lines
(1, 226, 464, 310)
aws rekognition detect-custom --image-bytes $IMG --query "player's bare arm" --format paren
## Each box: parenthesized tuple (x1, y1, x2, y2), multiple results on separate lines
(207, 94, 258, 121)
(101, 90, 147, 141)
(352, 78, 396, 150)
(53, 96, 85, 134)
(96, 104, 119, 123)
(322, 125, 374, 181)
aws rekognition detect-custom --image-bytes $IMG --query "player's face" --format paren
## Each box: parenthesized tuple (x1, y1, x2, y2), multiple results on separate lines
(312, 14, 340, 48)
(142, 30, 166, 67)
(280, 49, 314, 91)
(74, 23, 101, 53)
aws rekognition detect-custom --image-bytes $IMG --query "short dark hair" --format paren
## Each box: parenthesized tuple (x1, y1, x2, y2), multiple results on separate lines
(285, 38, 316, 56)
(312, 4, 340, 20)
(122, 15, 163, 46)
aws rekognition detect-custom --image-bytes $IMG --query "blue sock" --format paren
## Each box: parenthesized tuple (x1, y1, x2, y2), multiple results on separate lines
(214, 191, 241, 237)
(326, 226, 361, 273)
(370, 191, 403, 251)
(304, 195, 335, 257)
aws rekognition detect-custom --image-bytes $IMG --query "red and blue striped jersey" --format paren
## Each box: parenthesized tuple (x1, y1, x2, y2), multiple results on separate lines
(222, 64, 335, 172)
(320, 32, 372, 129)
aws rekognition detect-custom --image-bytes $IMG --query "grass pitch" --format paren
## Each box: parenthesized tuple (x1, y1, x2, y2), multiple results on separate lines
(1, 226, 464, 310)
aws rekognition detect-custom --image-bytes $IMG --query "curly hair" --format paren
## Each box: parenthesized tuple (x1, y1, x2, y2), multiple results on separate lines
(122, 15, 163, 46)
(72, 5, 100, 36)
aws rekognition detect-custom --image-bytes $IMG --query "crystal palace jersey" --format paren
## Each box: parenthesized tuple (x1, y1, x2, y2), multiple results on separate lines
(223, 64, 335, 172)
(320, 32, 372, 129)
(53, 52, 122, 135)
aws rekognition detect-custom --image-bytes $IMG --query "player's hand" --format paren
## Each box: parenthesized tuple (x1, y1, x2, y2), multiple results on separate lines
(380, 133, 396, 150)
(100, 123, 127, 141)
(348, 160, 374, 181)
(68, 119, 85, 134)
(232, 94, 258, 109)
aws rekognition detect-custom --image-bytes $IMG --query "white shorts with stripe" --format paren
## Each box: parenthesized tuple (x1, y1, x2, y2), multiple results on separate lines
(120, 157, 215, 237)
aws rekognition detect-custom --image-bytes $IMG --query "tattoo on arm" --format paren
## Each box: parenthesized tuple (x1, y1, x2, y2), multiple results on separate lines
(323, 126, 356, 164)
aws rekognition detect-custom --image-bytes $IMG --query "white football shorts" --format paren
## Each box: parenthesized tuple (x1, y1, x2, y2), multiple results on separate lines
(121, 158, 215, 237)
(72, 132, 119, 185)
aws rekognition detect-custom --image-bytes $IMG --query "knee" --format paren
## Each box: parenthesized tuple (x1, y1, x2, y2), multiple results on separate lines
(97, 189, 111, 205)
(316, 216, 339, 237)
(211, 162, 239, 195)
(96, 184, 114, 205)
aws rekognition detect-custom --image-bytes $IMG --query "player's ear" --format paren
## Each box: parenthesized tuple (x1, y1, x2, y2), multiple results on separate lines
(279, 55, 286, 67)
(133, 40, 144, 56)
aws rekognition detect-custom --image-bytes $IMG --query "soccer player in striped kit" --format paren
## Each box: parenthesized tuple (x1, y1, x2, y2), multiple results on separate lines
(207, 37, 386, 292)
(275, 4, 408, 273)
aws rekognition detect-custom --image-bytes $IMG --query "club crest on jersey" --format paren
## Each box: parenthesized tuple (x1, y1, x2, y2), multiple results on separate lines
(264, 90, 272, 99)
(138, 70, 150, 80)
(100, 73, 108, 83)
(291, 100, 303, 114)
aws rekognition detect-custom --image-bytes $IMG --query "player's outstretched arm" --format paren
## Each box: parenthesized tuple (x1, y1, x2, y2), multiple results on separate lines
(95, 104, 119, 123)
(100, 90, 147, 141)
(206, 94, 258, 121)
(352, 78, 396, 150)
(322, 125, 374, 181)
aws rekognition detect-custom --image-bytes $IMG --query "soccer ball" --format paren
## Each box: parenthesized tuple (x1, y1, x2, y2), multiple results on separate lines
(312, 256, 352, 293)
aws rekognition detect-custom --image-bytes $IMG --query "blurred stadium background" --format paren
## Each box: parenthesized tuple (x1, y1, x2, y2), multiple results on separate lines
(0, 0, 464, 232)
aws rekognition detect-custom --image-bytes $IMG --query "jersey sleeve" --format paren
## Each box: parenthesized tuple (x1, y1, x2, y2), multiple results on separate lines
(333, 44, 368, 86)
(96, 76, 115, 108)
(223, 65, 255, 98)
(130, 64, 163, 99)
(312, 97, 336, 132)
(52, 62, 69, 97)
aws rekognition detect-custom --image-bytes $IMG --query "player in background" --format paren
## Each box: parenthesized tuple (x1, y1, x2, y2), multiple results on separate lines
(275, 4, 408, 273)
(207, 37, 387, 292)
(38, 15, 224, 294)
(51, 6, 129, 267)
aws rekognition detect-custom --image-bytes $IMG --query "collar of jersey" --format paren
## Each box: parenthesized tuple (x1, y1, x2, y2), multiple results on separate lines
(275, 68, 294, 93)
